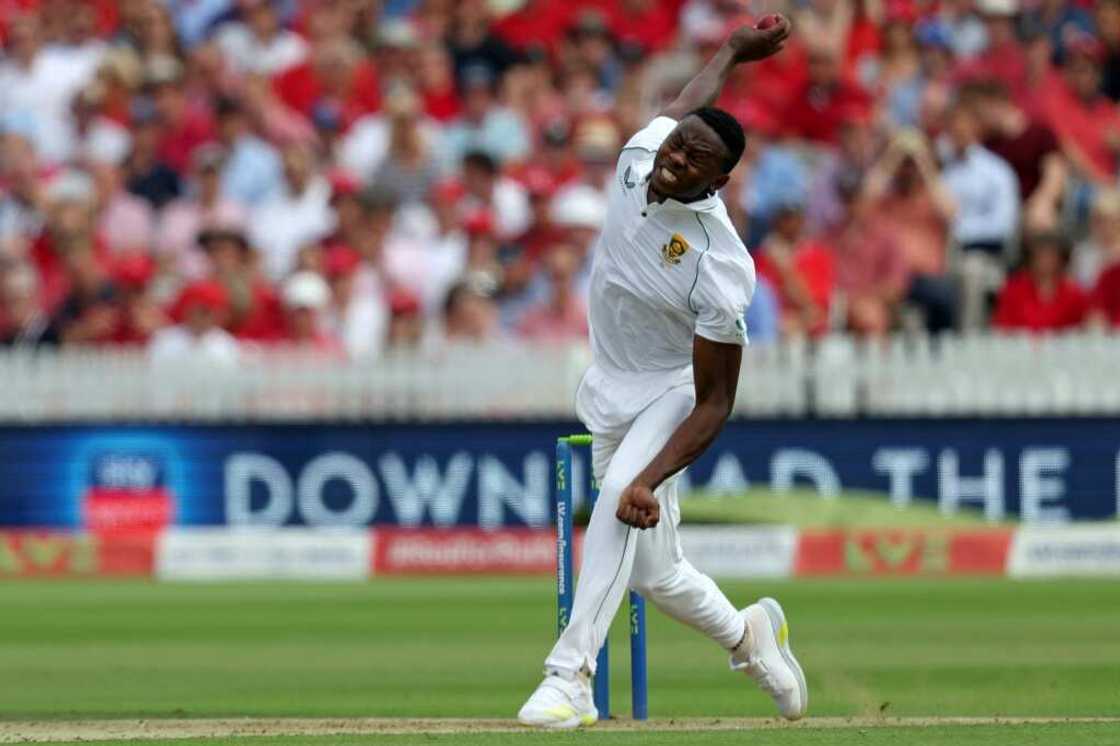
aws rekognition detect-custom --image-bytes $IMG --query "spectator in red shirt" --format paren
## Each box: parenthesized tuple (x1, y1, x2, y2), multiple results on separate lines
(1037, 36, 1120, 183)
(754, 203, 835, 338)
(1089, 260, 1120, 327)
(829, 171, 911, 337)
(273, 37, 380, 133)
(781, 41, 872, 144)
(416, 43, 461, 123)
(492, 0, 575, 54)
(110, 252, 164, 345)
(198, 226, 284, 342)
(956, 0, 1029, 102)
(994, 232, 1088, 332)
(863, 130, 959, 332)
(51, 243, 119, 346)
(149, 56, 214, 176)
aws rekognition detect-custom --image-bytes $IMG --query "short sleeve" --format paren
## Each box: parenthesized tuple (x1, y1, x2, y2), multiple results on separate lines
(622, 116, 677, 154)
(692, 252, 757, 347)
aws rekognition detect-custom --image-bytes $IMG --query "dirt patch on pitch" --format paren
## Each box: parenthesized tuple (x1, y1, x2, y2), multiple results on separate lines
(2, 717, 1117, 743)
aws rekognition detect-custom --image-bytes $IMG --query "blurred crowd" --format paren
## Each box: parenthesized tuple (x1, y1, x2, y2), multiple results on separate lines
(2, 0, 1120, 364)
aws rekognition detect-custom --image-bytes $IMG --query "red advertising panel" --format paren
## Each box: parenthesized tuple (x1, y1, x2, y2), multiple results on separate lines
(795, 529, 1013, 576)
(0, 531, 155, 577)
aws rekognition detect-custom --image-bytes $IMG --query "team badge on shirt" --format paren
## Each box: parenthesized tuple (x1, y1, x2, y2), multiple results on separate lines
(661, 234, 690, 266)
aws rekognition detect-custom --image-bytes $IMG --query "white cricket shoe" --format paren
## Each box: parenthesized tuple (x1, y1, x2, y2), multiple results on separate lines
(517, 670, 598, 729)
(730, 597, 808, 720)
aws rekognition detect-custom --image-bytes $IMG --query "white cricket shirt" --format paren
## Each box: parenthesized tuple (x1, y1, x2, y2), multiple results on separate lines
(576, 116, 756, 432)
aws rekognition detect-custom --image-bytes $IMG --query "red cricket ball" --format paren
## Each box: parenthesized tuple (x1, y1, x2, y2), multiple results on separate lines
(754, 13, 783, 30)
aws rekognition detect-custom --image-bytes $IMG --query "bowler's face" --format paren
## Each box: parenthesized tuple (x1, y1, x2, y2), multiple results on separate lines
(650, 116, 729, 202)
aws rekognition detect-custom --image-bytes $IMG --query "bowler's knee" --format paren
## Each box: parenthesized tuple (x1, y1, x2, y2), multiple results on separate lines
(629, 567, 683, 601)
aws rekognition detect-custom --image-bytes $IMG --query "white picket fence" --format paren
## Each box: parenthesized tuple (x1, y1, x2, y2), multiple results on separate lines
(0, 333, 1115, 421)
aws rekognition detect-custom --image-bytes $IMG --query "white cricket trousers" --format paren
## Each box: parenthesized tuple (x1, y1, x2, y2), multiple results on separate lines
(544, 385, 746, 675)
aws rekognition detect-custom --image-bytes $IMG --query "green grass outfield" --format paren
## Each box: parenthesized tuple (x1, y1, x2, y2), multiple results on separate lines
(2, 578, 1118, 744)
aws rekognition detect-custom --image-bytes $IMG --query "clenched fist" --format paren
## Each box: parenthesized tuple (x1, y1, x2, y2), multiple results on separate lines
(616, 481, 660, 529)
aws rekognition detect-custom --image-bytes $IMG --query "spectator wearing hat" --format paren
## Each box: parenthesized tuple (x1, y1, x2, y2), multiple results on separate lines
(0, 262, 56, 347)
(248, 142, 334, 281)
(280, 270, 342, 353)
(214, 96, 283, 206)
(157, 144, 247, 280)
(321, 244, 387, 359)
(216, 0, 308, 77)
(511, 167, 562, 266)
(442, 64, 531, 167)
(149, 279, 239, 365)
(1073, 189, 1120, 289)
(1037, 36, 1120, 184)
(109, 253, 165, 345)
(198, 226, 284, 342)
(32, 171, 108, 314)
(386, 287, 425, 350)
(994, 232, 1088, 331)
